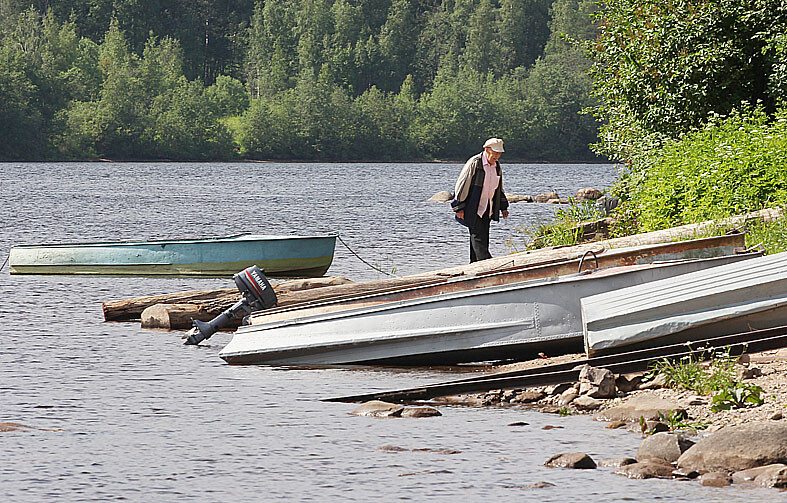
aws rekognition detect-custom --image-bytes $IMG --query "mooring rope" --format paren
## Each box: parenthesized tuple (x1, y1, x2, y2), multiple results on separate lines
(0, 252, 8, 272)
(336, 235, 396, 277)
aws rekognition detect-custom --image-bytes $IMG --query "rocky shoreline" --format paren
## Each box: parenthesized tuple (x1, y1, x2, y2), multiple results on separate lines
(350, 348, 787, 491)
(449, 348, 787, 490)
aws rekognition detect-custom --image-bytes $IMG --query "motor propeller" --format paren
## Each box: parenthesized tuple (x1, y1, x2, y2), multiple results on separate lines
(184, 265, 277, 345)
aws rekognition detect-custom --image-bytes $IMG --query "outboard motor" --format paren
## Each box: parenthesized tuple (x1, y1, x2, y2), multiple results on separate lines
(184, 265, 277, 345)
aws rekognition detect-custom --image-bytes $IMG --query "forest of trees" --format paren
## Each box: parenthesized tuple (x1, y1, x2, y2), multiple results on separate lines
(0, 0, 601, 161)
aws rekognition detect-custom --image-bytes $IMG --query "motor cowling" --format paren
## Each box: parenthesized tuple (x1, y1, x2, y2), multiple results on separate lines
(184, 265, 277, 345)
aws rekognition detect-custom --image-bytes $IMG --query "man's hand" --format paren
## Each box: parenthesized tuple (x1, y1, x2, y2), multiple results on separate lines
(502, 210, 509, 218)
(456, 210, 464, 219)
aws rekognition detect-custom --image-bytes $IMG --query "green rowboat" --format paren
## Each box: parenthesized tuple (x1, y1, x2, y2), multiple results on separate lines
(9, 233, 337, 277)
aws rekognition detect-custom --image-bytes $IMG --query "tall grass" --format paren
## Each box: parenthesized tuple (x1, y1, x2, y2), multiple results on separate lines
(509, 199, 605, 251)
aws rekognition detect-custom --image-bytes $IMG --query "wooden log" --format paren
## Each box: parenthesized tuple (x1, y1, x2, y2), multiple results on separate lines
(103, 288, 239, 321)
(102, 276, 354, 322)
(141, 303, 227, 330)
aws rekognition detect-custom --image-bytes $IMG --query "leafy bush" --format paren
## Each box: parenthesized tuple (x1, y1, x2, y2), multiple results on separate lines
(625, 108, 787, 231)
(648, 347, 765, 412)
(648, 347, 738, 396)
(711, 383, 765, 412)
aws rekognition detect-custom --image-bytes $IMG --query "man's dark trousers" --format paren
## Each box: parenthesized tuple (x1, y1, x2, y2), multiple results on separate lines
(469, 213, 491, 263)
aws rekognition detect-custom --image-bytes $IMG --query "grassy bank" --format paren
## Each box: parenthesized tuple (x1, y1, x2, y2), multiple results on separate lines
(515, 107, 787, 254)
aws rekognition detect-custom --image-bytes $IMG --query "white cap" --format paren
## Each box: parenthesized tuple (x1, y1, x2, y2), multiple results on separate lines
(483, 137, 504, 152)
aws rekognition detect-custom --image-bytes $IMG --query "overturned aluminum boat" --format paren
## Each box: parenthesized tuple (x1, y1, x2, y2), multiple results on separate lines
(582, 250, 787, 356)
(219, 253, 758, 365)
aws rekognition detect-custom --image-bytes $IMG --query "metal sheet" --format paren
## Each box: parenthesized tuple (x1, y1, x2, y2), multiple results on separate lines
(583, 250, 787, 355)
(220, 254, 757, 365)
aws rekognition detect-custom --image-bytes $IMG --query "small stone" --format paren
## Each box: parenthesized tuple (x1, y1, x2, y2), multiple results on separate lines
(378, 445, 409, 452)
(350, 400, 405, 417)
(575, 188, 602, 201)
(573, 395, 603, 410)
(544, 383, 573, 396)
(637, 432, 695, 464)
(558, 389, 578, 405)
(400, 407, 441, 418)
(542, 425, 564, 430)
(614, 461, 674, 479)
(511, 390, 545, 403)
(0, 422, 29, 432)
(520, 481, 555, 489)
(598, 457, 637, 468)
(615, 373, 643, 393)
(545, 452, 597, 469)
(427, 190, 452, 203)
(772, 412, 784, 420)
(595, 391, 686, 422)
(508, 421, 529, 427)
(700, 472, 731, 487)
(578, 365, 616, 398)
(637, 374, 668, 390)
(534, 191, 559, 203)
(605, 421, 628, 429)
(505, 193, 533, 204)
(672, 468, 700, 479)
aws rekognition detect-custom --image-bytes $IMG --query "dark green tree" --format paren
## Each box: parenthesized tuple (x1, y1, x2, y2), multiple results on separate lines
(587, 0, 787, 161)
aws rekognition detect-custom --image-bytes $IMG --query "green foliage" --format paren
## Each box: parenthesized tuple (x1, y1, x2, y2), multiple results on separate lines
(205, 75, 249, 117)
(512, 199, 604, 250)
(648, 347, 739, 396)
(746, 216, 787, 254)
(711, 383, 765, 412)
(655, 410, 707, 434)
(649, 346, 766, 413)
(0, 0, 603, 161)
(587, 0, 787, 162)
(624, 107, 787, 231)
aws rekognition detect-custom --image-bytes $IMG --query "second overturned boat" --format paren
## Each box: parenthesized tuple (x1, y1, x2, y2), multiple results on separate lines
(219, 253, 758, 365)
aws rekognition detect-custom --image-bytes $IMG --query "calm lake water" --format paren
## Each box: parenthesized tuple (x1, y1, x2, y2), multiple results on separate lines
(0, 162, 775, 502)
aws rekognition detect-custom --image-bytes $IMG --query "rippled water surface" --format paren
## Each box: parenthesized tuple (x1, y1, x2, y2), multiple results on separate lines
(0, 162, 773, 501)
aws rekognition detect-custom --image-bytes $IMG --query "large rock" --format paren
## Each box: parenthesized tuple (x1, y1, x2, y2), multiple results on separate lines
(578, 365, 616, 398)
(637, 432, 695, 464)
(534, 191, 559, 203)
(427, 190, 453, 203)
(594, 391, 685, 422)
(755, 466, 787, 488)
(677, 422, 787, 473)
(732, 464, 787, 484)
(350, 400, 405, 417)
(544, 452, 596, 469)
(575, 188, 603, 201)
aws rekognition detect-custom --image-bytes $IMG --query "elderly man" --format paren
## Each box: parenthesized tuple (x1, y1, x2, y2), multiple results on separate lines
(451, 138, 509, 263)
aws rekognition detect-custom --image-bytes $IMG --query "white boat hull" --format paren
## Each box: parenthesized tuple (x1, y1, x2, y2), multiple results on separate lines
(583, 250, 787, 355)
(220, 255, 756, 365)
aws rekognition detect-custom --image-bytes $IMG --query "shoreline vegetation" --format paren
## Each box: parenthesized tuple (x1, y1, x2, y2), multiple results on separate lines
(0, 1, 600, 163)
